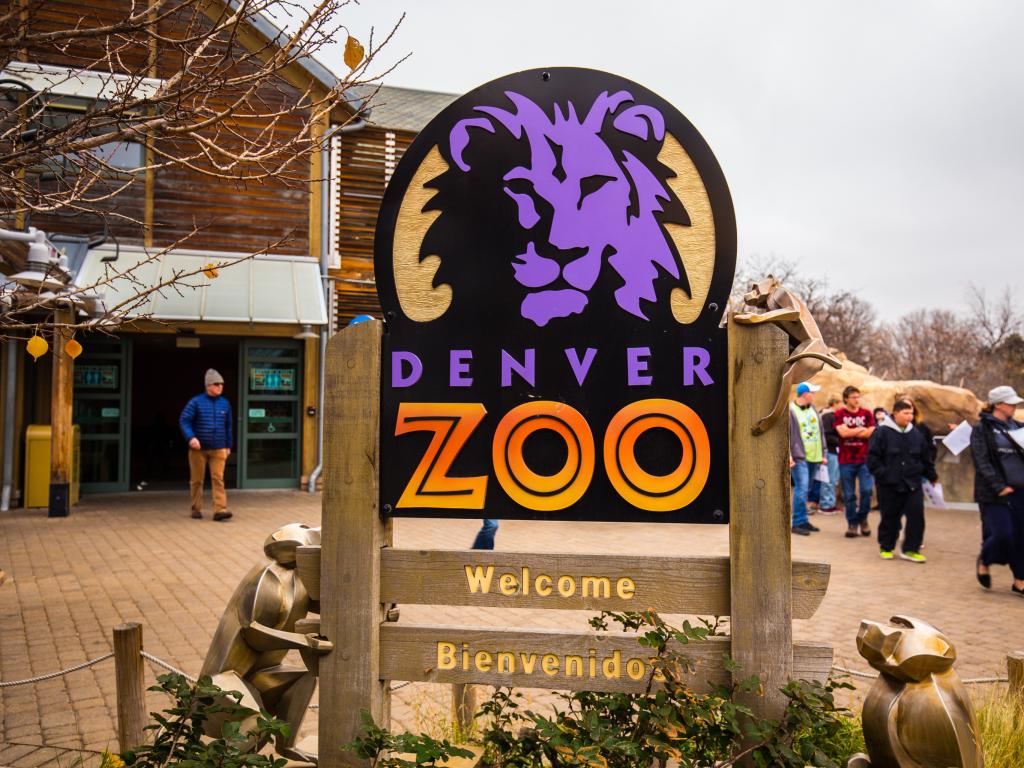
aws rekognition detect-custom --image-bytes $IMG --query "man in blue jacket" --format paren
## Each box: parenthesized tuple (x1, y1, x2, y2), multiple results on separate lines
(179, 368, 234, 520)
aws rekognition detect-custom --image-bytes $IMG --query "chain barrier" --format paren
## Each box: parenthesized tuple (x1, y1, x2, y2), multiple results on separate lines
(0, 653, 114, 688)
(3, 655, 1009, 691)
(0, 651, 199, 688)
(832, 664, 1008, 684)
(141, 651, 198, 683)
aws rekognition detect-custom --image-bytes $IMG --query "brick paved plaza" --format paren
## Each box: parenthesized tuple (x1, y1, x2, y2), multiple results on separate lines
(1, 490, 1022, 766)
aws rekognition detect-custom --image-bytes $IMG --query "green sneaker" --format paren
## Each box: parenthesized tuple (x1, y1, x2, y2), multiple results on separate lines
(879, 550, 894, 560)
(900, 551, 927, 563)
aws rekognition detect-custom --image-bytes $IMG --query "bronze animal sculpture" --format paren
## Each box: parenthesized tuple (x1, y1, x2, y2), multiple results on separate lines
(732, 276, 842, 434)
(200, 523, 330, 765)
(847, 615, 982, 768)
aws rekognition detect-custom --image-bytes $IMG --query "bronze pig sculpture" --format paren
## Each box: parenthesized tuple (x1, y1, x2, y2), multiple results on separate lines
(847, 615, 982, 768)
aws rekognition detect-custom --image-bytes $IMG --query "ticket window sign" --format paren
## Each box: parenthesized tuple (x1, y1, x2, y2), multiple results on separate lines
(373, 68, 736, 524)
(74, 364, 119, 390)
(249, 367, 295, 394)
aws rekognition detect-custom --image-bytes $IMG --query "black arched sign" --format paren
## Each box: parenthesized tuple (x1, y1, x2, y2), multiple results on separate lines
(374, 67, 736, 523)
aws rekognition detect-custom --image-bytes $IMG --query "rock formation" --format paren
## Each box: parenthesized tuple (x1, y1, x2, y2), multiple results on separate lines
(808, 355, 981, 432)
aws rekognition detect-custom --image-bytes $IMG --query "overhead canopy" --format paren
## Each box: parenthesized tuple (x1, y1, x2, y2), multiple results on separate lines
(76, 244, 327, 325)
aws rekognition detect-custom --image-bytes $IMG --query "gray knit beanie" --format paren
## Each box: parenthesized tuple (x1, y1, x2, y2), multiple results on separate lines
(205, 368, 225, 386)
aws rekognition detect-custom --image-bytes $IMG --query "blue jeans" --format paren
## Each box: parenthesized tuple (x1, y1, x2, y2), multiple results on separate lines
(840, 462, 874, 526)
(819, 451, 839, 509)
(791, 460, 819, 527)
(472, 519, 498, 550)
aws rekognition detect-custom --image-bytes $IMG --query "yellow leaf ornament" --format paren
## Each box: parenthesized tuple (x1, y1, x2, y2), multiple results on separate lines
(26, 334, 48, 361)
(65, 338, 83, 359)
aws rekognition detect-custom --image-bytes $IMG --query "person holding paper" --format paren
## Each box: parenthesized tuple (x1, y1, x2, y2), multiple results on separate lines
(970, 385, 1024, 595)
(818, 396, 842, 514)
(789, 382, 824, 536)
(867, 400, 938, 562)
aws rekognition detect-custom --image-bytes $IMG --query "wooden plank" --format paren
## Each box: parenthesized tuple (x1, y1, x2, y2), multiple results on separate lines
(380, 549, 830, 620)
(113, 623, 146, 752)
(728, 320, 793, 719)
(49, 307, 75, 516)
(309, 110, 327, 262)
(451, 683, 476, 735)
(295, 544, 321, 601)
(1009, 651, 1024, 701)
(380, 624, 831, 694)
(319, 320, 391, 768)
(301, 335, 318, 480)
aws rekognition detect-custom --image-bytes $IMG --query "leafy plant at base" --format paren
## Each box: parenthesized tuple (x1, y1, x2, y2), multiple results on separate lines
(345, 710, 475, 768)
(120, 673, 291, 768)
(352, 611, 863, 768)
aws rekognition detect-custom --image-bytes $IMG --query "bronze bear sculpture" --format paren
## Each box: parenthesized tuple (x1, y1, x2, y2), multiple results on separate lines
(200, 523, 330, 765)
(847, 615, 982, 768)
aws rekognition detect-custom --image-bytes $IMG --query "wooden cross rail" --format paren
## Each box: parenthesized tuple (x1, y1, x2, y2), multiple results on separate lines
(296, 544, 833, 696)
(378, 549, 829, 618)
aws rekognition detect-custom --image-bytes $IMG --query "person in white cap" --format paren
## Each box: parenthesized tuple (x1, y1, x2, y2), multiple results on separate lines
(970, 385, 1024, 595)
(179, 368, 234, 521)
(788, 381, 823, 535)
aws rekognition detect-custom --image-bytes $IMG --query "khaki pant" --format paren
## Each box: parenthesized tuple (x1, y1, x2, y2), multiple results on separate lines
(189, 448, 229, 513)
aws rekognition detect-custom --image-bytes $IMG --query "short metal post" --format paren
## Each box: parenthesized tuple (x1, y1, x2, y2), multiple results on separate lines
(113, 623, 147, 752)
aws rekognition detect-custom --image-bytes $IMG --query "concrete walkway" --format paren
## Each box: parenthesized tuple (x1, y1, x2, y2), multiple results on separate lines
(1, 490, 1021, 766)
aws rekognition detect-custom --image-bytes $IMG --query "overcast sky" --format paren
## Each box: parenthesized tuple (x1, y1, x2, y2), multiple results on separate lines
(322, 1, 1023, 321)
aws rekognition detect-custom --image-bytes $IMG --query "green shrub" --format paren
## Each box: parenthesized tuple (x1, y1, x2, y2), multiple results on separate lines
(350, 611, 863, 768)
(121, 673, 290, 768)
(346, 711, 475, 768)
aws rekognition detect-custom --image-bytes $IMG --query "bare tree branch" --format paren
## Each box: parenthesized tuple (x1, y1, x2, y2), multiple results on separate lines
(0, 0, 401, 342)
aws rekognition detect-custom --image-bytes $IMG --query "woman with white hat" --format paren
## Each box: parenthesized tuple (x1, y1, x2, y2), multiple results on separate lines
(970, 385, 1024, 595)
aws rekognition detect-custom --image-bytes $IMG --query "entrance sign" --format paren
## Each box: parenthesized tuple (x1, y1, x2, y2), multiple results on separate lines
(317, 69, 834, 768)
(374, 68, 737, 523)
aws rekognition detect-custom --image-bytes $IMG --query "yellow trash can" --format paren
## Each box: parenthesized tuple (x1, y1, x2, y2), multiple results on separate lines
(24, 424, 80, 508)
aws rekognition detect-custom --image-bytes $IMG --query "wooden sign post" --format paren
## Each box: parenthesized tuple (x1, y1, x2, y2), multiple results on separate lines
(318, 321, 391, 767)
(728, 321, 794, 717)
(316, 68, 832, 766)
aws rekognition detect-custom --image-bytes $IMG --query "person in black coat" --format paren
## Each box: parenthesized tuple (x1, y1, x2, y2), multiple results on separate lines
(866, 400, 938, 562)
(970, 385, 1024, 595)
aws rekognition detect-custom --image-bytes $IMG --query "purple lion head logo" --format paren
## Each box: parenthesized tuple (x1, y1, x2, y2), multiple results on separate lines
(447, 90, 687, 327)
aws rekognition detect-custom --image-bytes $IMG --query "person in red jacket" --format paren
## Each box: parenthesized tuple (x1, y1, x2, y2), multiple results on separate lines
(835, 386, 876, 538)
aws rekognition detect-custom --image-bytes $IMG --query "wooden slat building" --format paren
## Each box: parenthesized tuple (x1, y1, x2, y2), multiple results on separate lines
(0, 0, 389, 507)
(328, 86, 458, 327)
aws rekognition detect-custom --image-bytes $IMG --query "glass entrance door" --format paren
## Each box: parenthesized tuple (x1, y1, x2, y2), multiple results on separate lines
(239, 340, 302, 488)
(73, 338, 131, 492)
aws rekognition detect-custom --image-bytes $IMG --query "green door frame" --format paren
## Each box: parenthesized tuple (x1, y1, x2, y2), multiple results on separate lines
(74, 337, 132, 493)
(238, 339, 302, 489)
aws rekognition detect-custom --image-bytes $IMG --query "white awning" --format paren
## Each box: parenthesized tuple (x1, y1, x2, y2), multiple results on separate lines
(2, 61, 164, 101)
(76, 244, 327, 325)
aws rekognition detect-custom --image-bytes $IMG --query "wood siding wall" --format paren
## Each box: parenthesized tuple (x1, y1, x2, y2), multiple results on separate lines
(330, 126, 413, 326)
(20, 0, 311, 256)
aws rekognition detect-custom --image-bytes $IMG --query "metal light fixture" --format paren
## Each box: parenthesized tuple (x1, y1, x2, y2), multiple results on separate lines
(4, 227, 67, 290)
(293, 323, 318, 340)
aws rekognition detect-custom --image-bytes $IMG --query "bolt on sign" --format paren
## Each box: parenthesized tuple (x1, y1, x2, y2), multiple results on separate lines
(375, 67, 737, 523)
